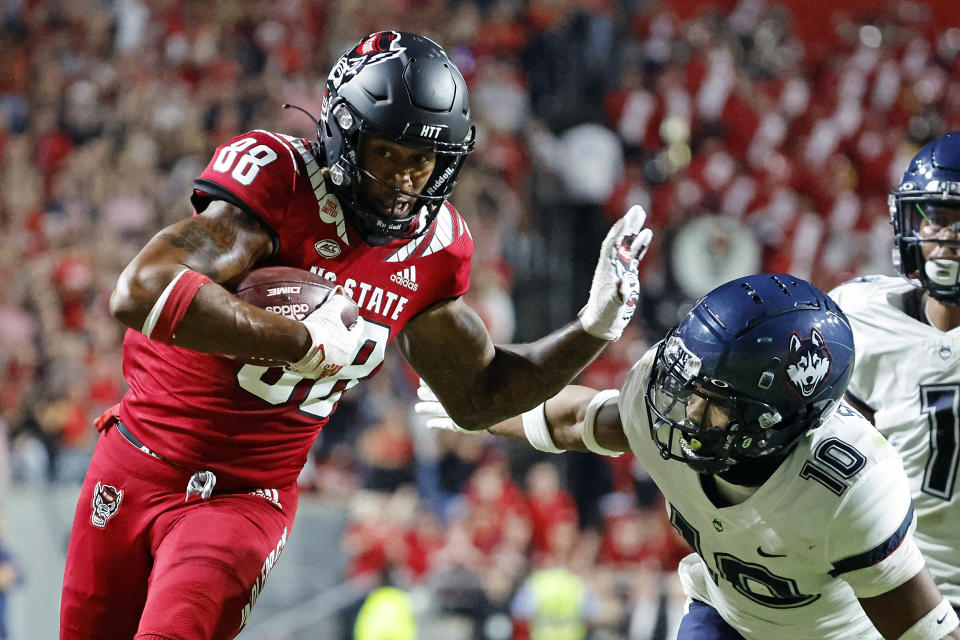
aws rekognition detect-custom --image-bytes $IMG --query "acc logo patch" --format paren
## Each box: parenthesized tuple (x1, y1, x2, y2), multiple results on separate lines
(785, 328, 831, 397)
(315, 239, 341, 258)
(91, 481, 123, 528)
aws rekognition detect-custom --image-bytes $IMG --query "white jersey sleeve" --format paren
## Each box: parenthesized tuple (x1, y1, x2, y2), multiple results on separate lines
(830, 275, 960, 606)
(824, 427, 924, 598)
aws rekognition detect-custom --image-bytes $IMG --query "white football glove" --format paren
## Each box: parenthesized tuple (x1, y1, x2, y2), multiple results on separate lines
(285, 291, 364, 379)
(579, 205, 653, 340)
(415, 380, 471, 433)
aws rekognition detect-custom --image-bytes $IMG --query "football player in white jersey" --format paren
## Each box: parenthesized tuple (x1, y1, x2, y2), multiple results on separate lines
(830, 131, 960, 618)
(417, 274, 960, 640)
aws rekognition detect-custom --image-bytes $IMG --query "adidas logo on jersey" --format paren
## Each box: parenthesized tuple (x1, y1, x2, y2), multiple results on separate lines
(390, 267, 419, 291)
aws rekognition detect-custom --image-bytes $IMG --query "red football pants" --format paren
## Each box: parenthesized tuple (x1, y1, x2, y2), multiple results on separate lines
(60, 425, 298, 640)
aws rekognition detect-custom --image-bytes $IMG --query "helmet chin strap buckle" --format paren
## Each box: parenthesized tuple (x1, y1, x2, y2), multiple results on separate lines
(925, 258, 960, 286)
(329, 164, 347, 186)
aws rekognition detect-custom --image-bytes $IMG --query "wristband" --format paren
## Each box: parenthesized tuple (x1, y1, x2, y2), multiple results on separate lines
(142, 268, 212, 344)
(898, 597, 958, 640)
(582, 389, 623, 457)
(522, 403, 563, 453)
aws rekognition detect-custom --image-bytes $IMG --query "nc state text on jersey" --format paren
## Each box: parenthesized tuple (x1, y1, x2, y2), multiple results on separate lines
(309, 267, 409, 320)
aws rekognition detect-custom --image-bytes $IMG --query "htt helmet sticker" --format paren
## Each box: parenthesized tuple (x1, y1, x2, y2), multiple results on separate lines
(785, 328, 831, 397)
(91, 481, 123, 528)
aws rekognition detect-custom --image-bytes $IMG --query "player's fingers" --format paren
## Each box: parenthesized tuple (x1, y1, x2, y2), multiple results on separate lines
(602, 217, 625, 250)
(417, 383, 439, 402)
(426, 417, 456, 430)
(414, 400, 439, 416)
(629, 228, 654, 260)
(620, 205, 647, 236)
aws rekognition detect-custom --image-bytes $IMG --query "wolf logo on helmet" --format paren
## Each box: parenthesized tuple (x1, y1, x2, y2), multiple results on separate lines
(785, 328, 832, 397)
(328, 31, 406, 92)
(90, 481, 123, 528)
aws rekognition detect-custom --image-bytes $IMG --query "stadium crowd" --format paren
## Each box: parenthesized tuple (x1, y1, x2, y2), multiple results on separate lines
(2, 0, 960, 638)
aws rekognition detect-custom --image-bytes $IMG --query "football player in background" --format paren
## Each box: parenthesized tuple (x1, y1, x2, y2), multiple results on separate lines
(59, 32, 653, 640)
(418, 273, 960, 640)
(830, 131, 960, 619)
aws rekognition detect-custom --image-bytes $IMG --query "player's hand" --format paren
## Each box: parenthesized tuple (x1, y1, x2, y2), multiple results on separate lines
(415, 380, 471, 433)
(579, 205, 653, 340)
(285, 291, 364, 379)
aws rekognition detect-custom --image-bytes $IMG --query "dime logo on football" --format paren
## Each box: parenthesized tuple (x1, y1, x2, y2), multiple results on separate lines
(266, 286, 302, 296)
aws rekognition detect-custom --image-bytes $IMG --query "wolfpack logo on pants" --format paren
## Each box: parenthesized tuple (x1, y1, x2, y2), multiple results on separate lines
(90, 481, 123, 528)
(785, 328, 831, 397)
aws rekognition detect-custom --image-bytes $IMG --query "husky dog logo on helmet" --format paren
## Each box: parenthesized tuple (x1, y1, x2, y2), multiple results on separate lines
(328, 31, 406, 91)
(90, 481, 123, 528)
(785, 328, 832, 397)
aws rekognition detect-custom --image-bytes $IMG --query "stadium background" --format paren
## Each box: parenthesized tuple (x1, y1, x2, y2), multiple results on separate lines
(1, 0, 959, 638)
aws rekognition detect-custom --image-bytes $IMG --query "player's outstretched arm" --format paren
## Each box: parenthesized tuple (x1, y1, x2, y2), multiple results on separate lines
(110, 200, 313, 363)
(859, 568, 960, 639)
(400, 206, 652, 430)
(416, 380, 630, 456)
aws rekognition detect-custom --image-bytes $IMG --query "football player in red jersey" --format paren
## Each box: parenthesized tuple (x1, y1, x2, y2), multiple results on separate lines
(59, 31, 654, 640)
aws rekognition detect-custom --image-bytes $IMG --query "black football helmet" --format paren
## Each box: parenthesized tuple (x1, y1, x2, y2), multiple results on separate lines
(320, 31, 475, 242)
(646, 274, 855, 476)
(891, 131, 960, 304)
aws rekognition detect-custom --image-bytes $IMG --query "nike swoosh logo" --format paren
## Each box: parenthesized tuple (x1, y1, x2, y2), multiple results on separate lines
(937, 613, 948, 624)
(757, 546, 787, 558)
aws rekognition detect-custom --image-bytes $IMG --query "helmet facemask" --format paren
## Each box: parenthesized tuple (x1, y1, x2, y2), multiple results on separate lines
(325, 103, 474, 242)
(891, 189, 960, 304)
(646, 335, 808, 476)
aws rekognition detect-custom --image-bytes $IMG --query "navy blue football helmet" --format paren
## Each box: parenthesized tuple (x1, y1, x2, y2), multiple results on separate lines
(645, 274, 855, 475)
(320, 31, 475, 242)
(891, 131, 960, 304)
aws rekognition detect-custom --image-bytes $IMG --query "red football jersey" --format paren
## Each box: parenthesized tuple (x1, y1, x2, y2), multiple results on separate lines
(119, 130, 473, 488)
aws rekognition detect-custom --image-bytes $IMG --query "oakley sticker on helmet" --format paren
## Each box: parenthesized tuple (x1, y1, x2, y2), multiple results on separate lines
(785, 328, 831, 397)
(329, 31, 406, 91)
(90, 481, 123, 528)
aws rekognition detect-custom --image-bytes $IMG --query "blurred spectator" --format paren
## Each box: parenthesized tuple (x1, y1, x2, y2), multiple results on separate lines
(353, 585, 417, 640)
(0, 515, 23, 640)
(510, 567, 598, 640)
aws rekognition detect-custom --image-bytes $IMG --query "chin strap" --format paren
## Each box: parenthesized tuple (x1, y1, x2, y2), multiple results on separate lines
(924, 258, 960, 287)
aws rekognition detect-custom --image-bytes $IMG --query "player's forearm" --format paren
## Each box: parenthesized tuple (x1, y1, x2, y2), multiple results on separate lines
(163, 282, 310, 361)
(111, 263, 310, 362)
(461, 321, 606, 427)
(486, 389, 591, 451)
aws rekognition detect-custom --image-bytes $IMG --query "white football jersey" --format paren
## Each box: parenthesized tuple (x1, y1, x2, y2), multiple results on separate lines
(617, 348, 925, 640)
(831, 275, 960, 606)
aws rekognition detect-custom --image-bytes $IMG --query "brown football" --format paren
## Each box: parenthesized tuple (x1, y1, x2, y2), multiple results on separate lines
(234, 266, 359, 326)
